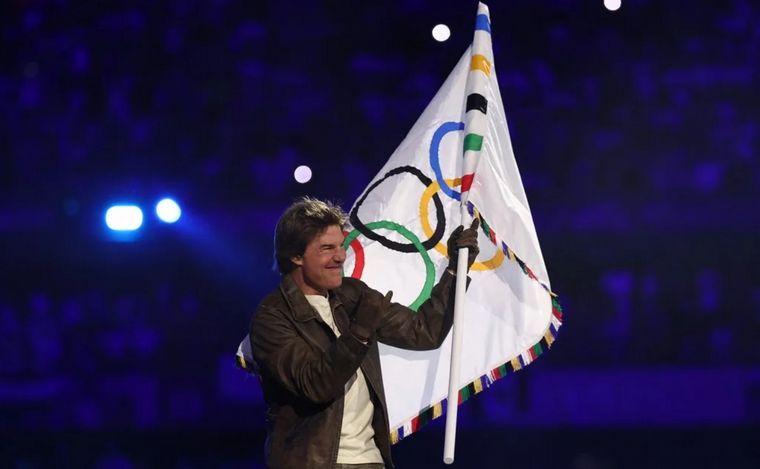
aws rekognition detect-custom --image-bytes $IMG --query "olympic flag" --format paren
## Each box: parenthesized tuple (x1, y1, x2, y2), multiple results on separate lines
(341, 3, 562, 443)
(237, 1, 562, 448)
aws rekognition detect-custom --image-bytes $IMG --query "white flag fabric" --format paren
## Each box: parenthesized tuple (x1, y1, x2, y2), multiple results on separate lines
(237, 2, 562, 443)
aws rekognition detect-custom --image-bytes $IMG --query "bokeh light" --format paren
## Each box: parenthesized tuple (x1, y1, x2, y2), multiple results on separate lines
(294, 165, 313, 183)
(604, 0, 622, 11)
(432, 24, 451, 42)
(105, 205, 143, 231)
(155, 198, 182, 223)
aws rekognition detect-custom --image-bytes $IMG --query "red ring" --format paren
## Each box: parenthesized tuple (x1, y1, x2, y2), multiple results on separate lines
(343, 231, 365, 279)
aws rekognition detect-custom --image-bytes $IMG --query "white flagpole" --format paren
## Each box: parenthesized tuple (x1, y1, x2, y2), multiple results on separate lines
(443, 204, 473, 464)
(443, 2, 491, 464)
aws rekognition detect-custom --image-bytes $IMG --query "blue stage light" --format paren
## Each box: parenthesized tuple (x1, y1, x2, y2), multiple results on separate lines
(105, 205, 144, 231)
(155, 198, 182, 223)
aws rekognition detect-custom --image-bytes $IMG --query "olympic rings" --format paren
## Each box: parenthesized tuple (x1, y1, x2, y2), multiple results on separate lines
(343, 220, 435, 312)
(419, 178, 505, 272)
(345, 121, 505, 302)
(350, 166, 446, 253)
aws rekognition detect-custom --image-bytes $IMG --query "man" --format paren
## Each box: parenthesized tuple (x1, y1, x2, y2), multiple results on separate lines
(250, 197, 479, 469)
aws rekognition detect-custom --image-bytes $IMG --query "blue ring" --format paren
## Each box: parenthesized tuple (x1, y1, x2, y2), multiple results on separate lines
(429, 121, 464, 201)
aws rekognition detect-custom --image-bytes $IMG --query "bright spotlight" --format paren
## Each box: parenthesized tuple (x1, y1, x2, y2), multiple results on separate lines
(105, 205, 143, 231)
(155, 198, 182, 223)
(604, 0, 622, 11)
(432, 24, 451, 42)
(294, 165, 312, 184)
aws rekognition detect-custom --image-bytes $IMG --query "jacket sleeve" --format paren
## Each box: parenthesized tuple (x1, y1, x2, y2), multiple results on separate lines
(371, 270, 460, 350)
(250, 304, 370, 405)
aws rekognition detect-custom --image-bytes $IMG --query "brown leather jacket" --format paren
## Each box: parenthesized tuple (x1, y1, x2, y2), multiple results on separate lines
(249, 271, 457, 469)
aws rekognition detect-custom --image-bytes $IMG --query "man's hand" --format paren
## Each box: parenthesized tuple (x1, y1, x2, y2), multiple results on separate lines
(446, 217, 480, 274)
(350, 290, 393, 343)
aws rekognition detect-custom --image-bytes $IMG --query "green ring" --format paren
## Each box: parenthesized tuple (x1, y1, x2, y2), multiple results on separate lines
(343, 220, 435, 311)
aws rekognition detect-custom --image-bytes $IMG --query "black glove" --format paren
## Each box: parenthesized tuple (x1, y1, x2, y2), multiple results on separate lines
(350, 290, 393, 343)
(446, 217, 480, 273)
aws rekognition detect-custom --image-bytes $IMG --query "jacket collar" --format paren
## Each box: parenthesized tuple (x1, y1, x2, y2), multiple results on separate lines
(279, 273, 345, 323)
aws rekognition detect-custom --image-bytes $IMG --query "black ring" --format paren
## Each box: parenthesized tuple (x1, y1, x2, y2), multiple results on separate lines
(350, 165, 446, 253)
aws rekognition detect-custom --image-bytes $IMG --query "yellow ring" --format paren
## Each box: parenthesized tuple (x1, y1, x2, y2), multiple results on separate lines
(419, 178, 504, 272)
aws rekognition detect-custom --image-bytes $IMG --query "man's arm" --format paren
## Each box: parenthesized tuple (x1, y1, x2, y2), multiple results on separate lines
(348, 271, 459, 351)
(356, 218, 480, 350)
(250, 305, 369, 404)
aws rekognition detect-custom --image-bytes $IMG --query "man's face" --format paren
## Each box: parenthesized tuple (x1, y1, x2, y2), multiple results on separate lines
(291, 224, 346, 295)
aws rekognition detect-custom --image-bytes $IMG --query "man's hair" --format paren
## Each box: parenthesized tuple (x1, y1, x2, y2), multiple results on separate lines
(274, 196, 347, 274)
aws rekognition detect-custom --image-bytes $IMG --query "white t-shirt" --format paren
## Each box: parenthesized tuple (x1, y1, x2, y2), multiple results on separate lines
(305, 294, 383, 464)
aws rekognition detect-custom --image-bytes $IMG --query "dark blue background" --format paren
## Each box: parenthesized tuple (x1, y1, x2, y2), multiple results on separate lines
(1, 0, 759, 467)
